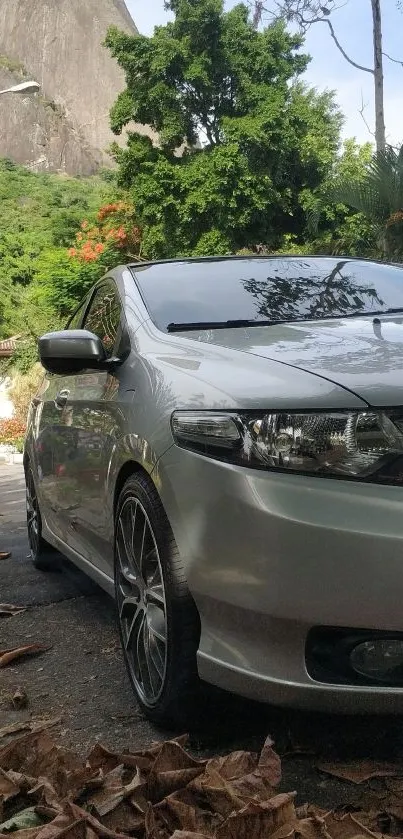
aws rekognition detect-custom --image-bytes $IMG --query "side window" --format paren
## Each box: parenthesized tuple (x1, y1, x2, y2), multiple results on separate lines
(66, 297, 89, 330)
(83, 281, 122, 358)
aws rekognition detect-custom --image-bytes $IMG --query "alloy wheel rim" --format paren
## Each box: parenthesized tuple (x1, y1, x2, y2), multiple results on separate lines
(116, 497, 168, 706)
(26, 471, 39, 557)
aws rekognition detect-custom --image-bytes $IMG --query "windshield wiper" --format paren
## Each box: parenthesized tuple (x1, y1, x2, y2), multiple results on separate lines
(167, 318, 286, 332)
(167, 309, 403, 333)
(374, 308, 403, 316)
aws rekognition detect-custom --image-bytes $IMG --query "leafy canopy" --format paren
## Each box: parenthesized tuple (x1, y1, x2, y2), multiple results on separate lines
(311, 143, 403, 259)
(105, 0, 342, 257)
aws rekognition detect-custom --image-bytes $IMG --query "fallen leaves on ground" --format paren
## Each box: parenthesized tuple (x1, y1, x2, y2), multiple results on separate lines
(318, 761, 403, 784)
(0, 645, 50, 668)
(2, 733, 403, 839)
(0, 717, 62, 742)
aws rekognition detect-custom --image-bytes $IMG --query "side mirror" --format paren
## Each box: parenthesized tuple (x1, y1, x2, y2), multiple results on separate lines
(38, 330, 109, 375)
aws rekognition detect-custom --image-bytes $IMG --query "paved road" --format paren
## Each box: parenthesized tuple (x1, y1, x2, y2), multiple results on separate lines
(1, 462, 403, 809)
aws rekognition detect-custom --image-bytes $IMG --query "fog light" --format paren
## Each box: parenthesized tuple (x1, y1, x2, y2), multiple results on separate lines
(350, 639, 403, 684)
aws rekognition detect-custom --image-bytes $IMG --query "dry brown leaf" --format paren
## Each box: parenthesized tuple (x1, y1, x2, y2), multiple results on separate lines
(324, 812, 380, 839)
(270, 815, 332, 839)
(0, 766, 20, 801)
(148, 767, 205, 803)
(259, 736, 282, 787)
(86, 765, 126, 816)
(0, 731, 81, 791)
(86, 737, 189, 776)
(150, 741, 205, 775)
(297, 806, 328, 821)
(87, 765, 145, 818)
(154, 788, 218, 837)
(230, 771, 275, 803)
(270, 821, 299, 839)
(70, 800, 141, 839)
(317, 761, 403, 784)
(170, 833, 211, 838)
(144, 802, 160, 839)
(101, 800, 145, 833)
(192, 742, 277, 813)
(204, 751, 257, 782)
(123, 737, 189, 774)
(36, 801, 132, 839)
(0, 717, 61, 742)
(0, 828, 45, 839)
(28, 776, 64, 811)
(189, 768, 246, 819)
(215, 791, 297, 839)
(295, 816, 333, 839)
(86, 745, 120, 775)
(147, 741, 205, 803)
(35, 812, 87, 839)
(0, 644, 51, 668)
(0, 603, 26, 617)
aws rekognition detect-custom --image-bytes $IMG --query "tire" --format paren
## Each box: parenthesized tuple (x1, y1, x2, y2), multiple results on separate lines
(114, 472, 201, 727)
(25, 464, 61, 571)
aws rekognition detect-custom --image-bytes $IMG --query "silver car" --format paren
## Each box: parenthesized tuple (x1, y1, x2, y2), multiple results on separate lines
(25, 256, 403, 724)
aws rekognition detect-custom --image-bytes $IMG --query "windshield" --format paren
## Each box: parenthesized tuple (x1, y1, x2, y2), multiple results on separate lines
(131, 257, 403, 333)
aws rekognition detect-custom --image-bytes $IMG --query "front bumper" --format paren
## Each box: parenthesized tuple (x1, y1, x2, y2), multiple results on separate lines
(157, 446, 403, 713)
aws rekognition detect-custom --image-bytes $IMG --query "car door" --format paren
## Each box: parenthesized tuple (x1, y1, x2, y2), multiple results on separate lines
(33, 296, 90, 542)
(51, 278, 129, 576)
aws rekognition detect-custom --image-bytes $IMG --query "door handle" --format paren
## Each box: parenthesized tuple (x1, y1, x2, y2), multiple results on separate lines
(54, 388, 70, 409)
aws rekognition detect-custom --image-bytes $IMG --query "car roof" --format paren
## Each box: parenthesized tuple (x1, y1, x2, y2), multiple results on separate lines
(128, 255, 402, 271)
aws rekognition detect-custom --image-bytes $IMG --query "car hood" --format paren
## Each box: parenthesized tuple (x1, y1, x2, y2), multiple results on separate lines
(181, 314, 403, 407)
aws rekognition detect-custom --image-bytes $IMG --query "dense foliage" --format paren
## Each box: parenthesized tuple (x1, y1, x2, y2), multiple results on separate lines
(0, 417, 26, 452)
(312, 144, 403, 260)
(0, 160, 109, 340)
(105, 0, 343, 257)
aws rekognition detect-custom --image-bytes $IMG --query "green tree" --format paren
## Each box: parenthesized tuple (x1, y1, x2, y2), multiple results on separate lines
(312, 143, 403, 259)
(105, 0, 342, 258)
(300, 139, 376, 257)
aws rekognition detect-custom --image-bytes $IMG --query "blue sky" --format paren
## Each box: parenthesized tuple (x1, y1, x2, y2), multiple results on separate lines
(126, 0, 403, 147)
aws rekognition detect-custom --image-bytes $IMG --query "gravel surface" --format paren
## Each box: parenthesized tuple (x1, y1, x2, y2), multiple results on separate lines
(1, 463, 403, 810)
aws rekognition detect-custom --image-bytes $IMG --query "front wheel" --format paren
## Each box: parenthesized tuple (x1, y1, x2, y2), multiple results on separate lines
(26, 465, 61, 571)
(114, 473, 200, 727)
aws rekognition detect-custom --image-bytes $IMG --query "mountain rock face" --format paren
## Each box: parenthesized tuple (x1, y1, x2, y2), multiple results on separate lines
(0, 0, 145, 174)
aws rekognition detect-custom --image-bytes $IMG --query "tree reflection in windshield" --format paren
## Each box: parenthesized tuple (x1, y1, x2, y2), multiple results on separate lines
(242, 259, 385, 322)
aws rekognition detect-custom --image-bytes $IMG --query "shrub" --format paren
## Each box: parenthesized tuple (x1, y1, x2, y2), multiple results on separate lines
(8, 363, 44, 424)
(0, 418, 26, 451)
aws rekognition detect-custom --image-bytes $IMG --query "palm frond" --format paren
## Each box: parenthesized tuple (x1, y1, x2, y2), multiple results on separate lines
(329, 180, 385, 220)
(309, 143, 403, 234)
(367, 146, 403, 213)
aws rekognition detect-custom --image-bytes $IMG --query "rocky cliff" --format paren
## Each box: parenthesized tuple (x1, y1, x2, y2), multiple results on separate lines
(0, 0, 145, 175)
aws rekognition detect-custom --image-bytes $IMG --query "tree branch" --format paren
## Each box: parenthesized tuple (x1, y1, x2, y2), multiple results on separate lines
(383, 50, 403, 67)
(308, 16, 374, 74)
(254, 2, 374, 74)
(359, 92, 376, 139)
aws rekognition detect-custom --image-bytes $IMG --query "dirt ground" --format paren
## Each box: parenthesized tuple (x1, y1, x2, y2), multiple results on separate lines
(2, 462, 403, 812)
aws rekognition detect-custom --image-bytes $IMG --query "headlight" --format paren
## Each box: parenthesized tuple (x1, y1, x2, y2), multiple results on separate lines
(171, 410, 403, 480)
